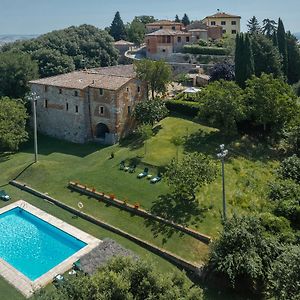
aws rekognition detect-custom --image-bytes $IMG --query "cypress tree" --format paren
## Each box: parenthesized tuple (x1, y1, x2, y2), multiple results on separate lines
(235, 33, 243, 87)
(244, 34, 255, 81)
(277, 18, 288, 77)
(110, 11, 127, 41)
(182, 14, 190, 26)
(272, 31, 278, 46)
(175, 15, 181, 23)
(247, 16, 261, 34)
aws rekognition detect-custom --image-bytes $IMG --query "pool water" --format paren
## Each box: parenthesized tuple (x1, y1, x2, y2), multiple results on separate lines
(0, 207, 86, 280)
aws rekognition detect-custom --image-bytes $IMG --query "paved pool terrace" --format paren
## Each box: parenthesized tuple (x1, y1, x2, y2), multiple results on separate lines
(0, 200, 101, 298)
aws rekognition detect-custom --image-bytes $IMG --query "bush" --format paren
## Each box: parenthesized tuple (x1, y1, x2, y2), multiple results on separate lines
(165, 99, 201, 117)
(277, 155, 300, 183)
(183, 45, 228, 55)
(268, 179, 300, 201)
(293, 80, 300, 96)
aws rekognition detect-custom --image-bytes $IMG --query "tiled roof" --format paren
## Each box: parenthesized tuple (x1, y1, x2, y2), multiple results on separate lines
(29, 65, 136, 91)
(205, 12, 241, 19)
(146, 20, 183, 26)
(146, 29, 190, 36)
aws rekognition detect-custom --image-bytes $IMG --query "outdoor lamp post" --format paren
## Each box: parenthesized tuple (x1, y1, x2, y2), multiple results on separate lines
(217, 144, 228, 220)
(28, 92, 40, 163)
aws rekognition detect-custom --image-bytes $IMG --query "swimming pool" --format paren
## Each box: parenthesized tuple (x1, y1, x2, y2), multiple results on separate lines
(0, 207, 87, 280)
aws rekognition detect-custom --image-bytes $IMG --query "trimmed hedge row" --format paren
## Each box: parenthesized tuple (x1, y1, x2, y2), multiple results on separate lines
(165, 99, 201, 117)
(183, 45, 228, 55)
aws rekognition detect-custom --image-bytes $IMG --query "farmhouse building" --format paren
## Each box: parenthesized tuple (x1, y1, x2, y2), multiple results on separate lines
(29, 65, 147, 144)
(203, 12, 241, 36)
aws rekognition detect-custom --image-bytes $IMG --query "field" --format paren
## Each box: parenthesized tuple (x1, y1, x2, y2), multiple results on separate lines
(0, 115, 278, 299)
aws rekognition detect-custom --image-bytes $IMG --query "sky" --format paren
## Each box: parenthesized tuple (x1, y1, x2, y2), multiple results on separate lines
(0, 0, 299, 35)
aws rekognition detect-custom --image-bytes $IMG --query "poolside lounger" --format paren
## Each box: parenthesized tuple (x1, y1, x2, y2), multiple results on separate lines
(137, 167, 148, 178)
(128, 165, 136, 173)
(150, 174, 162, 184)
(0, 190, 10, 201)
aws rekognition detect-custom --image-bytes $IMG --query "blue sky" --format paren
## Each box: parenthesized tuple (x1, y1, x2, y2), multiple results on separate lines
(0, 0, 299, 35)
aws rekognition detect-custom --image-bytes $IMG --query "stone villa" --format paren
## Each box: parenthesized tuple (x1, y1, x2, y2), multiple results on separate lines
(29, 65, 147, 144)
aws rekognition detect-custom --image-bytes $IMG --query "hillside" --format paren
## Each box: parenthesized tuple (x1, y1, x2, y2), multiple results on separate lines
(0, 34, 38, 46)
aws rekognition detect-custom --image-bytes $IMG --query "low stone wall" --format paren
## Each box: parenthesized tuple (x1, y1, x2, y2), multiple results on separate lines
(68, 181, 211, 244)
(10, 180, 203, 274)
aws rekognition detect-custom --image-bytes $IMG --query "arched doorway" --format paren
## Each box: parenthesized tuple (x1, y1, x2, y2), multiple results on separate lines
(95, 123, 109, 139)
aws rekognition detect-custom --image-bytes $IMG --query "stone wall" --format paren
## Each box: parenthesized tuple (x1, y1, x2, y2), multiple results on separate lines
(31, 84, 91, 143)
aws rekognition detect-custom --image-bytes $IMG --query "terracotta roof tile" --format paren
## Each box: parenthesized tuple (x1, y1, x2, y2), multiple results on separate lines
(205, 12, 241, 19)
(146, 29, 190, 36)
(29, 65, 136, 91)
(146, 20, 183, 26)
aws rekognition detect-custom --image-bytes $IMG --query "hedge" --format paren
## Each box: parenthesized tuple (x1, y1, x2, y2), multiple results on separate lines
(165, 99, 202, 117)
(183, 45, 228, 56)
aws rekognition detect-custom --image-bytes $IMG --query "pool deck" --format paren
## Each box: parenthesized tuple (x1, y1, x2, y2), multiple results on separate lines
(0, 200, 101, 298)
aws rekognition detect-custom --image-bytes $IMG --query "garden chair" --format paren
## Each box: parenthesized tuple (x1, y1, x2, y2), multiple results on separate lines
(119, 161, 125, 170)
(137, 167, 148, 178)
(129, 164, 136, 173)
(150, 173, 162, 184)
(0, 190, 10, 201)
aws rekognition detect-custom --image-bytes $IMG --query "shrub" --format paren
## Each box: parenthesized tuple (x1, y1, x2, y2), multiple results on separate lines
(165, 99, 201, 117)
(268, 179, 300, 201)
(183, 45, 228, 55)
(277, 155, 300, 183)
(293, 80, 300, 96)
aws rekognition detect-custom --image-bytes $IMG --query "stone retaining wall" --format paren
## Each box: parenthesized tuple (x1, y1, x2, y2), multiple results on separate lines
(68, 181, 211, 244)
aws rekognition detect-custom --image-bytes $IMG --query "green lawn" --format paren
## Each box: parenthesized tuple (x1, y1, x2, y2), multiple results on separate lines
(0, 115, 278, 299)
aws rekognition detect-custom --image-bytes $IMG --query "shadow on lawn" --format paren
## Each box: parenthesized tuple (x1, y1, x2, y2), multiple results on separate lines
(184, 129, 280, 162)
(0, 152, 11, 163)
(145, 193, 208, 244)
(21, 134, 107, 157)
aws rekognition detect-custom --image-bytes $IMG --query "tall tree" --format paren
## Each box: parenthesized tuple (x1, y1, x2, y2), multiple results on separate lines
(247, 16, 261, 34)
(235, 33, 255, 87)
(251, 34, 282, 78)
(0, 51, 38, 99)
(135, 15, 156, 25)
(134, 59, 172, 100)
(127, 18, 146, 45)
(262, 18, 277, 37)
(181, 13, 190, 26)
(110, 11, 127, 41)
(277, 18, 288, 77)
(175, 15, 181, 23)
(0, 97, 28, 151)
(286, 32, 300, 84)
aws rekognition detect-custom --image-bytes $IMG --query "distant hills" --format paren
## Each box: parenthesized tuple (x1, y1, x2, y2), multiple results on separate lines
(0, 34, 39, 46)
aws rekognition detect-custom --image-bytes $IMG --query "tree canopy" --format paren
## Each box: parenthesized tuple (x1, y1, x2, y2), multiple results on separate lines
(110, 11, 127, 41)
(134, 60, 172, 99)
(244, 74, 298, 136)
(2, 25, 119, 78)
(127, 18, 146, 46)
(35, 256, 203, 300)
(165, 153, 217, 201)
(198, 80, 245, 134)
(209, 61, 235, 82)
(181, 14, 190, 26)
(133, 99, 169, 125)
(247, 16, 261, 34)
(0, 51, 38, 98)
(0, 97, 28, 151)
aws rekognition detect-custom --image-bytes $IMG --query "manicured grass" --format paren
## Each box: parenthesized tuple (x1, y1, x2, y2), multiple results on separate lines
(0, 276, 24, 300)
(0, 115, 276, 300)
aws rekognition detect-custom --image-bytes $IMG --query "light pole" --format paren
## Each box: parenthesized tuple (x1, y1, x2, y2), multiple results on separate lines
(217, 144, 228, 220)
(28, 92, 40, 163)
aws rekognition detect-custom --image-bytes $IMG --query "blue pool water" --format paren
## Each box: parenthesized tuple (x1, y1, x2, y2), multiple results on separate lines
(0, 207, 86, 281)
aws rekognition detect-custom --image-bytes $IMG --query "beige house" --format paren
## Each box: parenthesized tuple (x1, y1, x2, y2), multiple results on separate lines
(203, 12, 241, 36)
(29, 65, 147, 144)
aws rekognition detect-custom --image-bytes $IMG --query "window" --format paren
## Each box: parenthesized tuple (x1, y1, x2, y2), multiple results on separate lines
(186, 36, 190, 42)
(231, 21, 237, 25)
(128, 106, 131, 115)
(172, 26, 175, 30)
(126, 87, 130, 92)
(44, 86, 48, 92)
(137, 86, 141, 93)
(232, 30, 237, 34)
(75, 105, 78, 113)
(59, 88, 62, 94)
(160, 26, 163, 29)
(222, 30, 227, 34)
(211, 21, 216, 26)
(162, 49, 166, 52)
(166, 36, 171, 43)
(99, 106, 104, 114)
(44, 99, 48, 108)
(99, 88, 103, 95)
(66, 102, 69, 111)
(74, 91, 78, 97)
(221, 21, 226, 25)
(177, 36, 182, 43)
